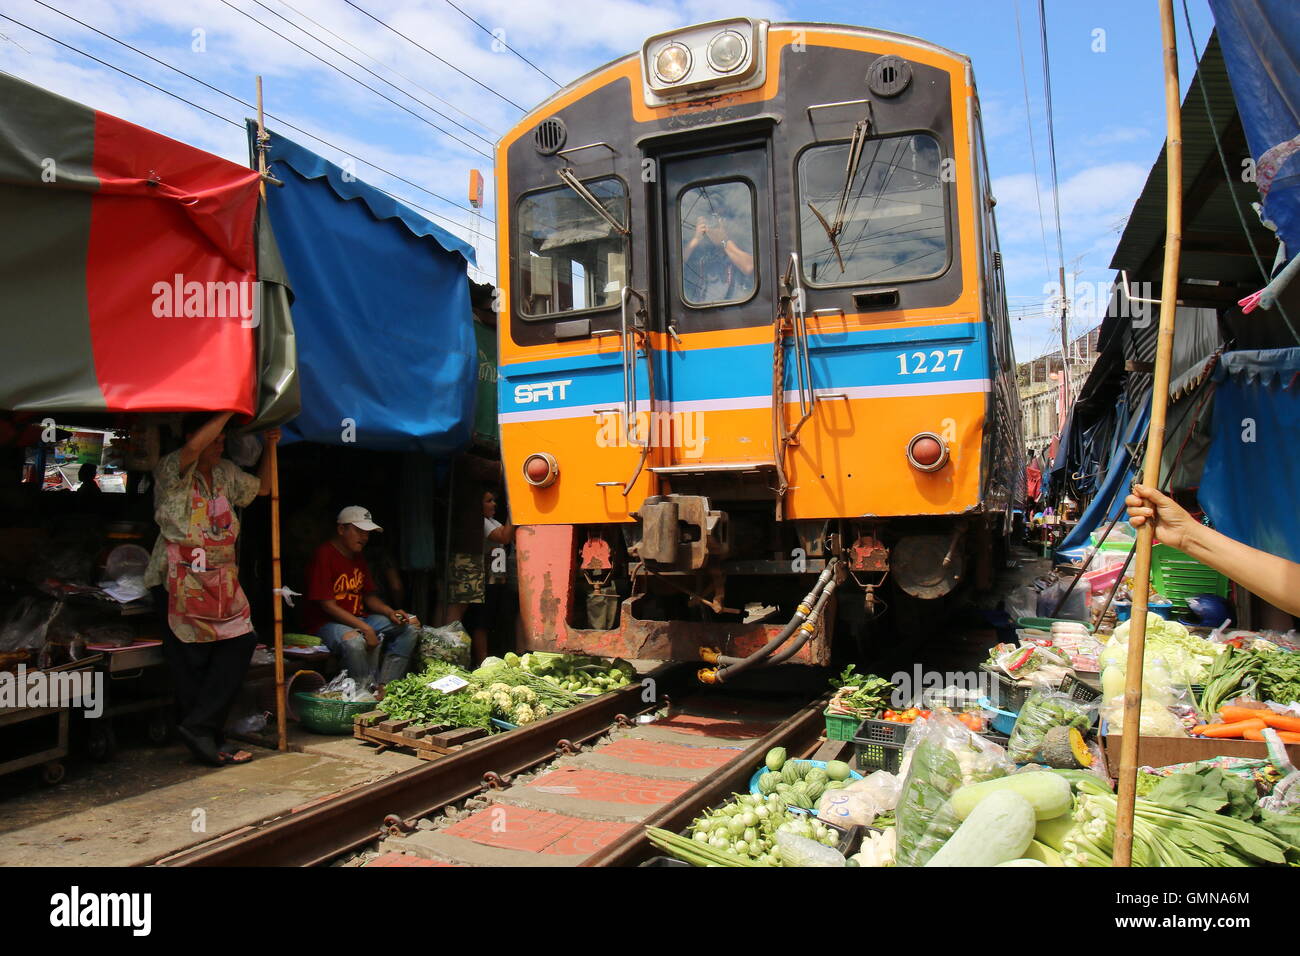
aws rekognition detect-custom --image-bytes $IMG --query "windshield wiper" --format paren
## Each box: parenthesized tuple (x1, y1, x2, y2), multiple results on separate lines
(557, 167, 629, 236)
(807, 115, 871, 273)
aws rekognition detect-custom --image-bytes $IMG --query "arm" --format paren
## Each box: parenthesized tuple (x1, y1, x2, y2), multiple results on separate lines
(319, 598, 379, 646)
(721, 239, 755, 276)
(487, 523, 516, 545)
(179, 412, 234, 471)
(363, 592, 420, 628)
(1126, 484, 1300, 617)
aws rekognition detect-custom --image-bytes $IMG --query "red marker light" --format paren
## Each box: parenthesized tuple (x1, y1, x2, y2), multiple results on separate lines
(906, 433, 949, 472)
(523, 452, 559, 487)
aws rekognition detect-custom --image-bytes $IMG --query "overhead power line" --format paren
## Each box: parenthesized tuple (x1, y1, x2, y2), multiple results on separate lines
(274, 0, 499, 137)
(1036, 0, 1071, 415)
(23, 1, 493, 228)
(215, 0, 491, 159)
(440, 0, 561, 87)
(1011, 0, 1053, 279)
(244, 0, 493, 146)
(341, 0, 527, 112)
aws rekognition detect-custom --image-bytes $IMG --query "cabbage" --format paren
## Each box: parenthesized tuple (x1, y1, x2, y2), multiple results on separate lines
(1104, 613, 1224, 686)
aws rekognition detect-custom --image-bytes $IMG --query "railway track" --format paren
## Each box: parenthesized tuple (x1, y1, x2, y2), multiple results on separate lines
(157, 664, 837, 867)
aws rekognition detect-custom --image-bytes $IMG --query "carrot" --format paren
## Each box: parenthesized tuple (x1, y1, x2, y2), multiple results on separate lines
(1194, 718, 1268, 738)
(1242, 727, 1300, 744)
(1259, 712, 1300, 734)
(1218, 704, 1271, 724)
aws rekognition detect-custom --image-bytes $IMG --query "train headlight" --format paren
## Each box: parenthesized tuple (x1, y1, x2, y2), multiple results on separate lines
(654, 43, 692, 84)
(906, 433, 949, 472)
(522, 452, 559, 487)
(707, 31, 747, 73)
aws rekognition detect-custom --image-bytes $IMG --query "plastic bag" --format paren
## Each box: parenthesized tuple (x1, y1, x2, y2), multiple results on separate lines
(894, 712, 1012, 867)
(316, 670, 376, 702)
(1007, 684, 1097, 762)
(1036, 579, 1088, 622)
(0, 596, 55, 653)
(416, 622, 471, 669)
(816, 770, 900, 826)
(775, 830, 845, 867)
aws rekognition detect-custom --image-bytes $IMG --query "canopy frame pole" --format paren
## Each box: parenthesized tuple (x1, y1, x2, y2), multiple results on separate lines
(1113, 0, 1182, 866)
(256, 75, 288, 755)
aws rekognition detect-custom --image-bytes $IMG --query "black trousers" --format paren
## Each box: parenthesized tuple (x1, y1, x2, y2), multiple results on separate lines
(153, 586, 256, 744)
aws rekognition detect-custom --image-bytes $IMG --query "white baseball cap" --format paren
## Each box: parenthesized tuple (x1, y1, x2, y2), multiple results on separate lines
(337, 506, 382, 532)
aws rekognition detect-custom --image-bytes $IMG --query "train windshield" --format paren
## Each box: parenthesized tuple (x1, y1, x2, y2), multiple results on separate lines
(798, 132, 947, 286)
(517, 177, 628, 317)
(678, 180, 757, 306)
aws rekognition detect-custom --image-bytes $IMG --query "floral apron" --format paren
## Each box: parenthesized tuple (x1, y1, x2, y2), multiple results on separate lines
(165, 478, 251, 642)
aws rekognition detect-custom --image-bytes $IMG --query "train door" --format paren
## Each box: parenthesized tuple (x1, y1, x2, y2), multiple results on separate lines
(653, 142, 777, 472)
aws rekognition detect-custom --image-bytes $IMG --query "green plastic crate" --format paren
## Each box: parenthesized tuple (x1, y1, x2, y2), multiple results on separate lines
(1150, 543, 1229, 612)
(824, 709, 859, 742)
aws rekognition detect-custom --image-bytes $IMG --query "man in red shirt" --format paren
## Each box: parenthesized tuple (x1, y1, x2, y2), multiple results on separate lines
(305, 506, 420, 691)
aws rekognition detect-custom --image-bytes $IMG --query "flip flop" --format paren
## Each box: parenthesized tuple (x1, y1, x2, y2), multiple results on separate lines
(177, 726, 224, 767)
(217, 743, 254, 764)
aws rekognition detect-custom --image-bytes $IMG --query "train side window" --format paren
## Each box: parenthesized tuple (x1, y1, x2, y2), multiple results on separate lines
(678, 180, 757, 307)
(516, 177, 628, 317)
(798, 132, 948, 286)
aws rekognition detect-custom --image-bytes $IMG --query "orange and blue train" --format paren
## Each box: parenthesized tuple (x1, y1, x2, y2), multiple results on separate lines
(495, 19, 1022, 679)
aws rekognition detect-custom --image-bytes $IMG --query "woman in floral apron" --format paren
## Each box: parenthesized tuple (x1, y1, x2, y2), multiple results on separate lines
(144, 411, 278, 766)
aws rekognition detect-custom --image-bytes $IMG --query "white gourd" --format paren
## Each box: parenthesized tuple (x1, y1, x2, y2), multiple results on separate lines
(925, 790, 1036, 867)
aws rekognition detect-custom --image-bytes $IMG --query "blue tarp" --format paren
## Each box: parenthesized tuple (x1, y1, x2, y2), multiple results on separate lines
(249, 125, 477, 453)
(1200, 348, 1300, 563)
(1211, 1, 1300, 259)
(1055, 392, 1151, 556)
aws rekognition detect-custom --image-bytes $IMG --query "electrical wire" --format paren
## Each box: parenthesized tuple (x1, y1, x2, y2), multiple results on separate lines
(1036, 0, 1067, 288)
(1179, 0, 1300, 346)
(22, 1, 494, 230)
(0, 15, 494, 258)
(341, 0, 527, 111)
(247, 0, 495, 146)
(1012, 0, 1053, 278)
(215, 0, 492, 159)
(440, 0, 561, 87)
(0, 14, 241, 128)
(275, 0, 499, 137)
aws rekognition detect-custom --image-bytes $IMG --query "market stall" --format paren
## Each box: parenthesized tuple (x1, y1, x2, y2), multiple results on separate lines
(0, 71, 298, 779)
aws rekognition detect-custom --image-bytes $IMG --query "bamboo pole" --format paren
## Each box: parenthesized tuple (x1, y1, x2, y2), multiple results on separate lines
(256, 76, 288, 754)
(1113, 0, 1182, 866)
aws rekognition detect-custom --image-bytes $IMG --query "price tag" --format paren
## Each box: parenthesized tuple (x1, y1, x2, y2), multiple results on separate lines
(428, 675, 469, 695)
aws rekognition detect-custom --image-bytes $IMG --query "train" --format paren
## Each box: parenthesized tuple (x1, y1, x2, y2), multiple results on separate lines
(495, 19, 1022, 680)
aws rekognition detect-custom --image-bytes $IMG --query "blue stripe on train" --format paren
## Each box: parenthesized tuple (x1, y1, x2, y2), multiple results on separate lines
(500, 321, 988, 413)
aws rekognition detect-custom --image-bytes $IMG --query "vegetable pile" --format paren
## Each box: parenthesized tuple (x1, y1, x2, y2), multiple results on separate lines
(1006, 689, 1093, 764)
(647, 791, 845, 866)
(826, 666, 895, 719)
(1199, 644, 1300, 714)
(511, 651, 635, 694)
(379, 661, 493, 729)
(1100, 613, 1224, 687)
(756, 747, 853, 810)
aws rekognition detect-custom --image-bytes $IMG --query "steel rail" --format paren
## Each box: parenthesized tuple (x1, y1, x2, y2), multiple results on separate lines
(582, 694, 830, 867)
(158, 665, 692, 867)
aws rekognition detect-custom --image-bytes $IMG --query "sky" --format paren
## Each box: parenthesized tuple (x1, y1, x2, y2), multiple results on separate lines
(0, 0, 1220, 361)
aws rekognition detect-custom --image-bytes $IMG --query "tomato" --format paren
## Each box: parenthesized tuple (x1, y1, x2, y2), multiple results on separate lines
(882, 710, 897, 721)
(919, 710, 932, 719)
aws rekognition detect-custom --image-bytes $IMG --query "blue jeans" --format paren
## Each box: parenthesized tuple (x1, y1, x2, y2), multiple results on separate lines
(317, 614, 415, 687)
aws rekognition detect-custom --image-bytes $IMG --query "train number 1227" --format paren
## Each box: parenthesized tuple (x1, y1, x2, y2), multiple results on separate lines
(896, 349, 964, 375)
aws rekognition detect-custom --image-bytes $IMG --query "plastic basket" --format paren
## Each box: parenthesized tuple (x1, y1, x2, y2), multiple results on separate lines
(852, 740, 903, 774)
(854, 717, 911, 746)
(978, 698, 1018, 736)
(979, 665, 1036, 714)
(1151, 544, 1230, 612)
(1058, 673, 1102, 705)
(1015, 616, 1096, 633)
(293, 692, 378, 734)
(824, 709, 860, 742)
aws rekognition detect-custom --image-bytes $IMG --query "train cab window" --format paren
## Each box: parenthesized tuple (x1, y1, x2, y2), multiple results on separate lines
(798, 133, 947, 286)
(678, 180, 757, 306)
(517, 177, 628, 317)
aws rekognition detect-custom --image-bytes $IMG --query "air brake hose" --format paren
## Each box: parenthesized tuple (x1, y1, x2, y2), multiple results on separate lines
(761, 578, 838, 668)
(705, 560, 838, 683)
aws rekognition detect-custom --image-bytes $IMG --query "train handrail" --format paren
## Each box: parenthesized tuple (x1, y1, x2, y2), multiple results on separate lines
(786, 253, 816, 421)
(620, 286, 648, 447)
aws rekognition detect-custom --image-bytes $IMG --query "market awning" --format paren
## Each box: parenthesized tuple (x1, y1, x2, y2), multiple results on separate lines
(251, 125, 477, 453)
(1200, 347, 1300, 562)
(0, 73, 297, 425)
(1055, 392, 1151, 556)
(1211, 1, 1300, 262)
